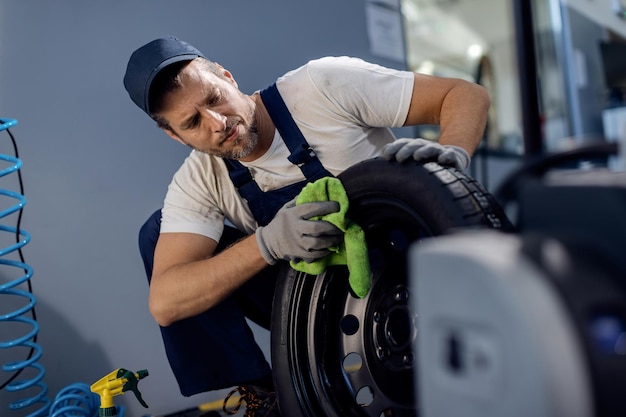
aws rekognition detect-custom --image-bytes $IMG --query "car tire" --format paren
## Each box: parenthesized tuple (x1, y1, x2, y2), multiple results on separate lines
(271, 158, 512, 417)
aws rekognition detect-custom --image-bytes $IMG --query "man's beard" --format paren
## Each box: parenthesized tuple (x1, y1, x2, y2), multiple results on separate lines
(221, 125, 259, 160)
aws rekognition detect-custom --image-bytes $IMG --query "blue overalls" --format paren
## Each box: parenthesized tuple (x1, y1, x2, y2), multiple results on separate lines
(138, 83, 332, 396)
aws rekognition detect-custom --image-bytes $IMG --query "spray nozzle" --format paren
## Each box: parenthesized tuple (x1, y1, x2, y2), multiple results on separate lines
(90, 368, 149, 416)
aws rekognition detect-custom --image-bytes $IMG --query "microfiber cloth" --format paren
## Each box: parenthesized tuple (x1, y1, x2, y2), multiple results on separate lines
(290, 177, 371, 298)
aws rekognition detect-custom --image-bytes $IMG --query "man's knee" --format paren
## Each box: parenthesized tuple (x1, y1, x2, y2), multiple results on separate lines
(216, 225, 246, 254)
(138, 212, 245, 279)
(138, 209, 162, 280)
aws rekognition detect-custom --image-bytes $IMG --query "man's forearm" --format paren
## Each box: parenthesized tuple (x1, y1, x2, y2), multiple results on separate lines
(149, 234, 269, 327)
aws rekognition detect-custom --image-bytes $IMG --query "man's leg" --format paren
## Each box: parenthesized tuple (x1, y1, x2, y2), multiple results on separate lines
(138, 210, 276, 396)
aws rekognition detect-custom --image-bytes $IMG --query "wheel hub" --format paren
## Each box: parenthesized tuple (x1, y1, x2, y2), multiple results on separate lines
(373, 285, 416, 371)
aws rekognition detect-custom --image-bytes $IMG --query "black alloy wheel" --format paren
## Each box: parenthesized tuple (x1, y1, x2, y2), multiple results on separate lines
(271, 158, 512, 417)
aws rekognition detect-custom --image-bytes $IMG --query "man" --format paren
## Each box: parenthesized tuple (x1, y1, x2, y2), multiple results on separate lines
(124, 36, 489, 416)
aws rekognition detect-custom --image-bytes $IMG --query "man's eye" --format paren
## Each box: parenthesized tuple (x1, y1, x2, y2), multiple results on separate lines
(208, 93, 221, 106)
(186, 116, 200, 129)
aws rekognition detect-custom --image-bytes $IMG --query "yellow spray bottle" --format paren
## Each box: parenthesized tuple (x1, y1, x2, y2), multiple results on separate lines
(90, 368, 149, 416)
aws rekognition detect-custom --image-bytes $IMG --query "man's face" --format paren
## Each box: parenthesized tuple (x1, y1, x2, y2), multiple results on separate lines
(158, 60, 259, 160)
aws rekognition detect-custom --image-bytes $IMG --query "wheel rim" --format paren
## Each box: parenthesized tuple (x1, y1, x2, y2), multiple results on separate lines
(284, 196, 433, 417)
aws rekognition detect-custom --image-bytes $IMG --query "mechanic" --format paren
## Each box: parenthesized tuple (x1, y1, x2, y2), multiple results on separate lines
(123, 36, 489, 416)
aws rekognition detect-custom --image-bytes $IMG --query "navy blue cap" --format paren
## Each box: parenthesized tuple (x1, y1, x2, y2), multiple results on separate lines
(123, 36, 206, 114)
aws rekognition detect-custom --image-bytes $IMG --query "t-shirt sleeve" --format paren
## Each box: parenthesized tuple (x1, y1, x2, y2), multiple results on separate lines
(302, 56, 414, 128)
(160, 152, 225, 242)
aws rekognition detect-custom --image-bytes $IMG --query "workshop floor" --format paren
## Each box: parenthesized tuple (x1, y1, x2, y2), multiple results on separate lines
(151, 393, 245, 417)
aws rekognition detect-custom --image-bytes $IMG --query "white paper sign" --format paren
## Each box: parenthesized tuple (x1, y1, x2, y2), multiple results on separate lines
(365, 0, 406, 62)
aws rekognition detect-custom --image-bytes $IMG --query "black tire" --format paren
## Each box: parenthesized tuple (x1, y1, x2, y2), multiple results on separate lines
(271, 158, 512, 417)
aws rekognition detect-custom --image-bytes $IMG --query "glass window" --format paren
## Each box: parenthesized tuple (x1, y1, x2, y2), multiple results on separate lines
(401, 0, 523, 154)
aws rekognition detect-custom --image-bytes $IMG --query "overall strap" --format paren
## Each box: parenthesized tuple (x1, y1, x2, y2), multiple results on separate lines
(224, 159, 264, 203)
(225, 83, 332, 219)
(259, 83, 330, 182)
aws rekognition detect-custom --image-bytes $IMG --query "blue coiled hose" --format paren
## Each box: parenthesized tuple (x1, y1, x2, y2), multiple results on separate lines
(0, 117, 51, 416)
(0, 119, 107, 417)
(48, 383, 100, 417)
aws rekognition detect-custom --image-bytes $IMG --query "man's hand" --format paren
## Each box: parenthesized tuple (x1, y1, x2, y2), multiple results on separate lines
(256, 198, 343, 265)
(382, 138, 471, 170)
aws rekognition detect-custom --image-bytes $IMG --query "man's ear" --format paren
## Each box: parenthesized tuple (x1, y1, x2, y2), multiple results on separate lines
(216, 63, 238, 88)
(164, 129, 186, 145)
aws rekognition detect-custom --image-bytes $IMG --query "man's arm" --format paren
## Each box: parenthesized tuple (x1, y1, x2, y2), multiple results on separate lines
(403, 73, 490, 155)
(149, 232, 266, 327)
(148, 199, 343, 327)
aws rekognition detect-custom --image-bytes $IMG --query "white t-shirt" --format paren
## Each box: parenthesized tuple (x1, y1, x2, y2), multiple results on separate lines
(161, 56, 414, 241)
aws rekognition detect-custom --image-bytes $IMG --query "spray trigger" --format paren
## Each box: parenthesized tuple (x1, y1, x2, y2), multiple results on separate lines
(119, 368, 149, 408)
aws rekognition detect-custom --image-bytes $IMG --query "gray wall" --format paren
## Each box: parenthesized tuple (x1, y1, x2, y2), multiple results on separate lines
(0, 1, 405, 416)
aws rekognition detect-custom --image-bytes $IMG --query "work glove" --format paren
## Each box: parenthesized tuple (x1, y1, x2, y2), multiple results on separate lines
(256, 198, 343, 265)
(382, 138, 471, 170)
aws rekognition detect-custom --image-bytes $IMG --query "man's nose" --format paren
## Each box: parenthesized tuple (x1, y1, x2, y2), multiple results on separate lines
(203, 109, 227, 132)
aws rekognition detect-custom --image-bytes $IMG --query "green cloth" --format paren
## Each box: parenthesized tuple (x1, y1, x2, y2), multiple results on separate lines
(290, 177, 371, 298)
